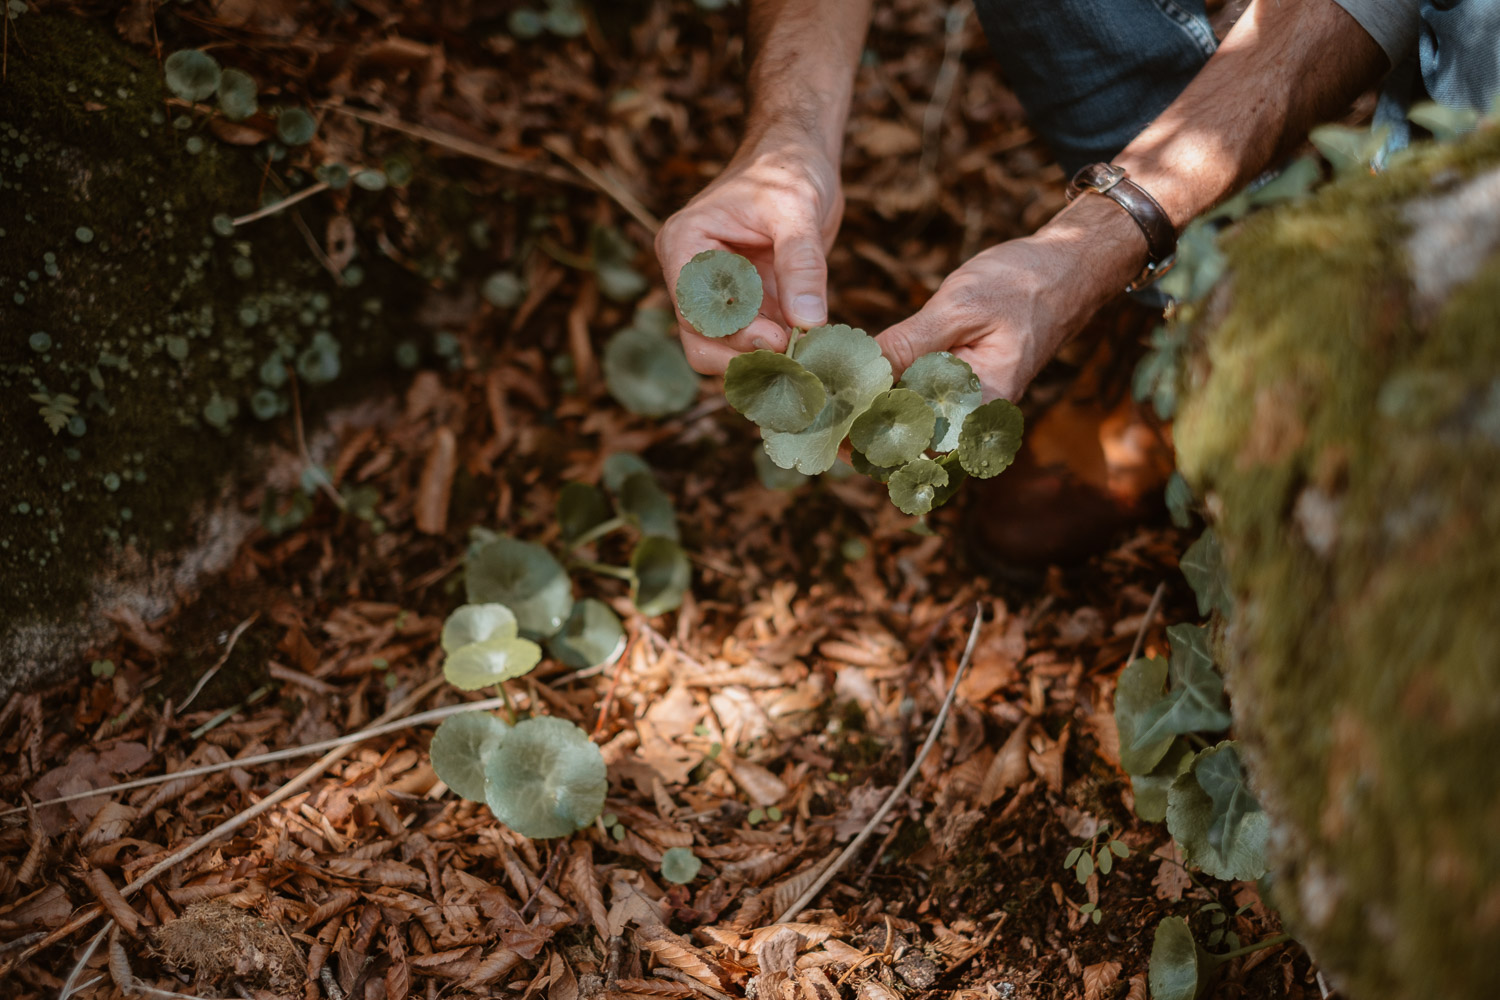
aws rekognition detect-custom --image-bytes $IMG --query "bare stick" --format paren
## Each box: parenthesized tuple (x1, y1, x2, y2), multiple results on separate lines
(2, 695, 507, 818)
(773, 604, 985, 924)
(1128, 581, 1167, 665)
(178, 613, 259, 712)
(231, 181, 330, 228)
(540, 135, 661, 234)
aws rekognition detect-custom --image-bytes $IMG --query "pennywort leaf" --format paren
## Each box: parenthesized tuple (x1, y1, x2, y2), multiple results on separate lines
(547, 598, 627, 669)
(763, 324, 893, 475)
(849, 448, 898, 484)
(276, 107, 317, 146)
(887, 458, 948, 516)
(442, 603, 519, 653)
(724, 351, 826, 433)
(849, 388, 935, 468)
(956, 399, 1024, 478)
(676, 250, 763, 338)
(602, 453, 653, 493)
(899, 351, 982, 451)
(483, 716, 607, 838)
(216, 68, 258, 121)
(444, 636, 543, 690)
(616, 472, 679, 541)
(660, 847, 703, 884)
(630, 536, 691, 616)
(465, 535, 575, 638)
(558, 483, 612, 546)
(164, 50, 221, 102)
(430, 711, 510, 801)
(603, 325, 699, 417)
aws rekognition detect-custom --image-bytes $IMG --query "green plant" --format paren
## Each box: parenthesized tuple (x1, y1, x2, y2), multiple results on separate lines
(672, 251, 1022, 514)
(603, 305, 700, 418)
(1063, 819, 1130, 887)
(660, 846, 702, 884)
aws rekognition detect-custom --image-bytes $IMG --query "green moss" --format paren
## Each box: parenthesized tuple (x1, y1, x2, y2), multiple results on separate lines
(0, 15, 418, 658)
(1175, 126, 1500, 999)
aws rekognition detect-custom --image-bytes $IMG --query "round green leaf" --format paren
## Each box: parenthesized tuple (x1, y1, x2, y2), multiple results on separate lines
(164, 50, 221, 102)
(956, 399, 1024, 479)
(849, 448, 898, 484)
(660, 847, 702, 884)
(603, 326, 699, 417)
(617, 472, 678, 541)
(724, 351, 826, 433)
(1166, 741, 1270, 881)
(444, 635, 544, 690)
(548, 598, 626, 669)
(1148, 917, 1203, 1000)
(442, 603, 519, 654)
(483, 716, 607, 838)
(849, 388, 936, 468)
(675, 250, 763, 339)
(763, 325, 893, 475)
(276, 107, 317, 146)
(482, 271, 526, 309)
(630, 536, 691, 617)
(558, 483, 611, 545)
(888, 459, 949, 516)
(899, 351, 982, 452)
(602, 453, 653, 493)
(216, 68, 258, 121)
(465, 535, 574, 638)
(430, 711, 510, 801)
(753, 448, 810, 491)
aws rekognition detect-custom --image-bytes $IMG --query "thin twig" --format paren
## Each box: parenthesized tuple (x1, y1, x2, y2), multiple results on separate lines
(18, 675, 455, 969)
(652, 968, 736, 1000)
(178, 613, 259, 712)
(920, 1, 972, 176)
(2, 694, 507, 818)
(230, 180, 330, 227)
(540, 135, 661, 234)
(291, 209, 348, 286)
(286, 368, 347, 511)
(1128, 581, 1168, 665)
(57, 924, 108, 1000)
(773, 604, 986, 924)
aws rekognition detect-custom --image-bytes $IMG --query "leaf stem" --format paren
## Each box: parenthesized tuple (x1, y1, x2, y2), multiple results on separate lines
(495, 683, 517, 725)
(567, 517, 627, 551)
(1212, 933, 1291, 962)
(572, 559, 633, 581)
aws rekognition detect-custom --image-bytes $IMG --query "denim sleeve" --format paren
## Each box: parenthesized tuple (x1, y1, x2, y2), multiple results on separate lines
(1332, 0, 1421, 64)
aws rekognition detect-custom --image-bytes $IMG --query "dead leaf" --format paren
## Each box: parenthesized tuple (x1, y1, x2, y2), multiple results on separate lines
(414, 426, 456, 535)
(1082, 960, 1121, 1000)
(978, 718, 1031, 806)
(1152, 840, 1192, 902)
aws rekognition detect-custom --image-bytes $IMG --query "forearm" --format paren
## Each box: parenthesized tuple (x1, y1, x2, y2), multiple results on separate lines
(743, 0, 874, 160)
(1113, 0, 1388, 231)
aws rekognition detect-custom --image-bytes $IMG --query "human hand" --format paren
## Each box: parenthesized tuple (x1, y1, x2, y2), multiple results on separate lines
(875, 196, 1149, 401)
(655, 140, 843, 374)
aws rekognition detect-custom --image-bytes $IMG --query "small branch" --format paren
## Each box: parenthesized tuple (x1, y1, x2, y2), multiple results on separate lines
(1128, 581, 1168, 665)
(541, 135, 661, 234)
(286, 369, 347, 512)
(1213, 933, 1291, 963)
(773, 604, 986, 924)
(570, 559, 632, 581)
(231, 180, 330, 228)
(178, 613, 259, 711)
(568, 517, 627, 551)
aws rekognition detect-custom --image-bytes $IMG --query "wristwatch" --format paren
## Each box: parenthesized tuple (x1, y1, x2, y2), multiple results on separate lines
(1066, 163, 1177, 291)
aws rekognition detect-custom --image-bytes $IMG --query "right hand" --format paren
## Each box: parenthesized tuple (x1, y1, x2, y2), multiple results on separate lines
(654, 140, 843, 374)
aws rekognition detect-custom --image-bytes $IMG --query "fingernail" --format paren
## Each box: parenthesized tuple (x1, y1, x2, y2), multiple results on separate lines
(792, 294, 827, 325)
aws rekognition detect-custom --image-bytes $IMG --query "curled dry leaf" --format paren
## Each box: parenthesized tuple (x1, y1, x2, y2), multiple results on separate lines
(84, 867, 140, 936)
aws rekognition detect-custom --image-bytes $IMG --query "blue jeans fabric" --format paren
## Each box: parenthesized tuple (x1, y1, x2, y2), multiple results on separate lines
(971, 0, 1218, 173)
(1421, 0, 1500, 110)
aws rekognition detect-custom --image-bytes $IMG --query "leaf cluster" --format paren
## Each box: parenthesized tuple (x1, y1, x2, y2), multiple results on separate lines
(677, 252, 1024, 515)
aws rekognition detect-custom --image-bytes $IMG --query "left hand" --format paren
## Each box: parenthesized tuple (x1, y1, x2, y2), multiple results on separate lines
(875, 197, 1147, 401)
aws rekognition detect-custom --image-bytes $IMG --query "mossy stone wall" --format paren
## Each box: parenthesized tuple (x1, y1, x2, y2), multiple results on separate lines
(0, 16, 416, 694)
(1174, 128, 1500, 999)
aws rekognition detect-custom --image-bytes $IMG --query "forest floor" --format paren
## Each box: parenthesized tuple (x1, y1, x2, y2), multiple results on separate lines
(0, 1, 1310, 998)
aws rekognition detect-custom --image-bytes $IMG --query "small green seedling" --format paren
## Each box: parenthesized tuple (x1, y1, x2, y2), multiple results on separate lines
(90, 659, 115, 679)
(1063, 819, 1130, 885)
(660, 847, 703, 884)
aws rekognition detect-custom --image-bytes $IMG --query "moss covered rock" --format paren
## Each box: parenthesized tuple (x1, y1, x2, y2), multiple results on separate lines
(1175, 126, 1500, 999)
(0, 15, 417, 694)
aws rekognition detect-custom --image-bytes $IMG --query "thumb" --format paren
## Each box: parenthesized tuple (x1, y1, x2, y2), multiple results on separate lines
(876, 306, 952, 379)
(773, 224, 830, 328)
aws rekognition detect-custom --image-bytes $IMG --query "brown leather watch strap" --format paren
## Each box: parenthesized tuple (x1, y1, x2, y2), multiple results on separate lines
(1066, 163, 1177, 265)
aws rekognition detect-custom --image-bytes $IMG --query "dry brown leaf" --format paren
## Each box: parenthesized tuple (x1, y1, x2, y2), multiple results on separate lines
(720, 754, 788, 807)
(414, 426, 456, 535)
(856, 981, 903, 1000)
(0, 884, 73, 929)
(549, 951, 580, 1000)
(1126, 973, 1149, 1000)
(1028, 725, 1068, 794)
(385, 923, 410, 1000)
(459, 946, 519, 987)
(635, 924, 726, 988)
(84, 867, 140, 936)
(1152, 840, 1192, 902)
(567, 845, 609, 942)
(1082, 960, 1121, 1000)
(613, 979, 696, 998)
(978, 718, 1031, 806)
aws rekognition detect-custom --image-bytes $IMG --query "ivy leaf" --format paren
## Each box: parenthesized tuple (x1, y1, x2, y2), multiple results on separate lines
(1165, 471, 1194, 529)
(724, 351, 826, 433)
(956, 399, 1024, 479)
(1157, 221, 1225, 306)
(442, 603, 519, 654)
(482, 716, 607, 838)
(675, 249, 763, 338)
(630, 536, 691, 616)
(444, 635, 544, 689)
(547, 598, 626, 669)
(1166, 741, 1270, 880)
(849, 388, 936, 468)
(898, 352, 982, 451)
(429, 711, 510, 802)
(465, 535, 575, 638)
(164, 50, 221, 102)
(1309, 123, 1389, 176)
(1148, 917, 1205, 1000)
(602, 453, 653, 493)
(763, 325, 893, 475)
(216, 68, 258, 121)
(1115, 655, 1177, 775)
(1129, 739, 1194, 823)
(1181, 528, 1233, 618)
(558, 483, 611, 545)
(616, 472, 679, 541)
(887, 458, 949, 516)
(603, 325, 699, 417)
(1129, 624, 1231, 752)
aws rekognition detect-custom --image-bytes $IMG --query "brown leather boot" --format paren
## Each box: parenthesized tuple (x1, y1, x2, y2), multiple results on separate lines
(964, 302, 1174, 573)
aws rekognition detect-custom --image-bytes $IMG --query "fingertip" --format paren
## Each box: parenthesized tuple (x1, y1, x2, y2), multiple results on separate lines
(786, 294, 828, 329)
